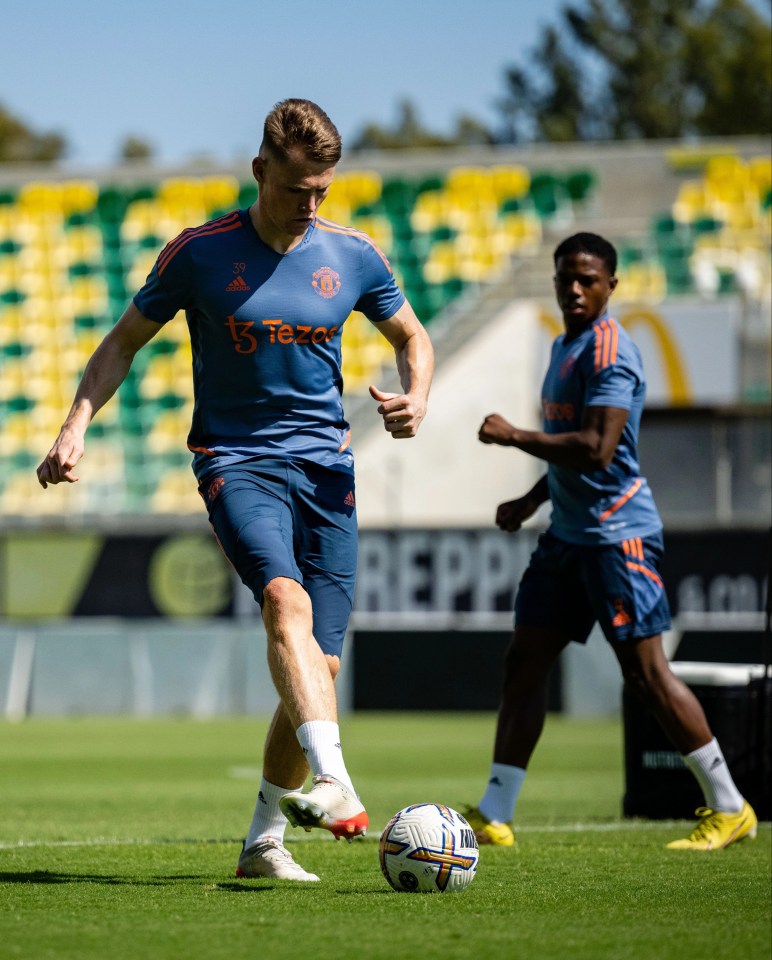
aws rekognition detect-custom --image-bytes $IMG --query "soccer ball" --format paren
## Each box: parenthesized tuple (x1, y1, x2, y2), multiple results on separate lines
(379, 803, 479, 893)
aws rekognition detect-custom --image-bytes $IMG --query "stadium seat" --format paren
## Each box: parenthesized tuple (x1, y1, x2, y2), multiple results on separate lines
(341, 312, 393, 391)
(150, 466, 201, 513)
(0, 161, 603, 516)
(565, 169, 597, 205)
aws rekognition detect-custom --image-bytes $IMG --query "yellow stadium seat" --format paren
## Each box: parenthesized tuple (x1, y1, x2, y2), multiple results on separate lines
(68, 275, 110, 314)
(341, 312, 392, 391)
(157, 178, 206, 206)
(121, 199, 163, 243)
(672, 180, 709, 223)
(152, 314, 191, 347)
(499, 211, 542, 252)
(445, 193, 498, 230)
(159, 197, 208, 227)
(0, 304, 26, 344)
(350, 214, 393, 252)
(617, 261, 667, 304)
(151, 467, 201, 513)
(336, 170, 382, 208)
(127, 250, 159, 291)
(0, 255, 20, 292)
(704, 154, 744, 184)
(457, 245, 510, 283)
(138, 352, 192, 400)
(17, 181, 65, 214)
(201, 175, 240, 211)
(144, 407, 192, 454)
(423, 241, 460, 284)
(61, 180, 99, 217)
(748, 156, 772, 197)
(445, 167, 496, 203)
(490, 164, 531, 203)
(63, 226, 104, 265)
(411, 191, 450, 233)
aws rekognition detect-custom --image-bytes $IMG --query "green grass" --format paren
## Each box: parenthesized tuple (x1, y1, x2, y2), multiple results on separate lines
(1, 714, 769, 960)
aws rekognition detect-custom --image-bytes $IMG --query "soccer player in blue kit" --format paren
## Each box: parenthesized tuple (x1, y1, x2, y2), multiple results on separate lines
(464, 233, 757, 852)
(37, 99, 434, 881)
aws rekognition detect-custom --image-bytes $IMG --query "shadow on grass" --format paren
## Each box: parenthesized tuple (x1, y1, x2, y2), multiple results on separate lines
(0, 871, 377, 894)
(216, 882, 276, 893)
(0, 870, 228, 886)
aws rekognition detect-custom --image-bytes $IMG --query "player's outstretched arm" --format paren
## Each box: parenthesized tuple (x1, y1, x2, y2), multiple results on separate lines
(37, 303, 162, 488)
(370, 300, 433, 439)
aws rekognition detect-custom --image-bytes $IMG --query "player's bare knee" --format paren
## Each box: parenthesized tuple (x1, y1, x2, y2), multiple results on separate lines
(263, 576, 309, 619)
(622, 658, 672, 706)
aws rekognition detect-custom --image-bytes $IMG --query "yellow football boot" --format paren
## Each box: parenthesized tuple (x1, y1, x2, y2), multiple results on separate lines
(666, 801, 758, 851)
(462, 805, 516, 847)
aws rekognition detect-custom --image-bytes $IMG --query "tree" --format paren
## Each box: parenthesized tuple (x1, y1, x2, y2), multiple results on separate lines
(351, 99, 494, 151)
(119, 135, 154, 162)
(686, 0, 772, 136)
(0, 102, 66, 162)
(497, 0, 772, 142)
(497, 26, 593, 143)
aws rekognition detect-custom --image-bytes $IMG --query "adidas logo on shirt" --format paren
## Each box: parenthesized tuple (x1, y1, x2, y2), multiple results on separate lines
(226, 275, 251, 292)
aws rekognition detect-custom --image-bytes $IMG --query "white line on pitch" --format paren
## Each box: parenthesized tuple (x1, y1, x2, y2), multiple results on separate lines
(2, 820, 734, 851)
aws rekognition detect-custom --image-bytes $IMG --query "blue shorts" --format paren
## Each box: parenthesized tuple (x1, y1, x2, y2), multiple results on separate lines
(199, 458, 358, 658)
(514, 529, 671, 644)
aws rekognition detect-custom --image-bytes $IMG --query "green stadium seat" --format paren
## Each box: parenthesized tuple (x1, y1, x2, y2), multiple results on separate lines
(96, 187, 130, 224)
(500, 197, 523, 214)
(692, 216, 723, 234)
(238, 183, 258, 207)
(0, 288, 26, 305)
(381, 178, 418, 217)
(529, 173, 565, 218)
(565, 169, 597, 203)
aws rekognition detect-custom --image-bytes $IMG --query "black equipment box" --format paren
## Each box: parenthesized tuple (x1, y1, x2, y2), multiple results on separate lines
(623, 662, 771, 820)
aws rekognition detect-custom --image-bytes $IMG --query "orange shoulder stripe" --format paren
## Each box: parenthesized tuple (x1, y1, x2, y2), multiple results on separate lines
(157, 212, 242, 276)
(594, 319, 619, 372)
(594, 324, 603, 372)
(314, 217, 393, 273)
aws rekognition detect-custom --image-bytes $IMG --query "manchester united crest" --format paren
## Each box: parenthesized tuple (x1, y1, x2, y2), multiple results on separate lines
(312, 266, 342, 299)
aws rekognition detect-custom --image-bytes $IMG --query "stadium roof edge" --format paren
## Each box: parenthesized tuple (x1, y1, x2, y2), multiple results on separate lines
(0, 135, 768, 187)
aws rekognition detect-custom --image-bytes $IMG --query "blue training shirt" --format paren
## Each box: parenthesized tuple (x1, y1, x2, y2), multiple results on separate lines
(133, 210, 405, 479)
(541, 314, 662, 545)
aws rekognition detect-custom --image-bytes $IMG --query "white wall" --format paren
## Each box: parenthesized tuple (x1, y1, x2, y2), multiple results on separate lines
(354, 300, 547, 528)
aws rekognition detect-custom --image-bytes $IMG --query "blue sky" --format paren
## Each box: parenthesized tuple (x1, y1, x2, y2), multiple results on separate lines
(3, 0, 769, 169)
(1, 0, 567, 167)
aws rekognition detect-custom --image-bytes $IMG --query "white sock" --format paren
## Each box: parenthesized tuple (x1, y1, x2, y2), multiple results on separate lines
(478, 762, 527, 824)
(683, 738, 744, 813)
(245, 777, 289, 847)
(295, 720, 355, 793)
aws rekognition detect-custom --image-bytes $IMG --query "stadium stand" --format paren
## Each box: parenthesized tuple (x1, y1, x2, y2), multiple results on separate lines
(619, 152, 771, 301)
(0, 139, 769, 515)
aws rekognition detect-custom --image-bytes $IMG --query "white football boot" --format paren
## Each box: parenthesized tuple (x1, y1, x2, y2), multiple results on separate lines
(235, 838, 320, 882)
(279, 775, 369, 840)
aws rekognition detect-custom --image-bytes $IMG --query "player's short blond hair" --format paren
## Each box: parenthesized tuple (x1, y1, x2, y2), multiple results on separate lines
(261, 99, 342, 165)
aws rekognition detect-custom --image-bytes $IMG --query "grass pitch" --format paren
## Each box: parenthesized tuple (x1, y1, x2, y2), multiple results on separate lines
(1, 713, 769, 960)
